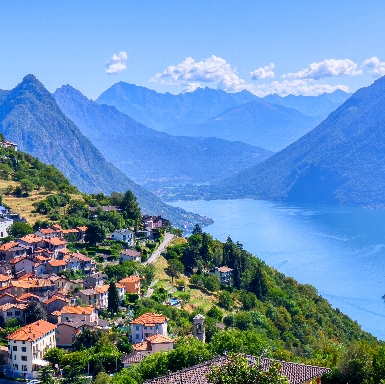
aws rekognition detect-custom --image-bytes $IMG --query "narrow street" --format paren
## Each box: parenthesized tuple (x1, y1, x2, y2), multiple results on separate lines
(145, 232, 175, 265)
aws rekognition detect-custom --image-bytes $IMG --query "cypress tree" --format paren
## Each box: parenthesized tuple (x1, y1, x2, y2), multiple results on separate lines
(108, 281, 120, 316)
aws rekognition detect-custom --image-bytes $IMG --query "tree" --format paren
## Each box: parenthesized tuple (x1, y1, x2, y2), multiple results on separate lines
(44, 180, 57, 193)
(44, 347, 66, 369)
(20, 178, 34, 195)
(166, 259, 185, 283)
(206, 306, 223, 322)
(108, 281, 120, 316)
(7, 222, 33, 238)
(85, 222, 107, 246)
(203, 275, 220, 292)
(218, 291, 234, 310)
(93, 372, 111, 384)
(206, 353, 288, 384)
(192, 224, 203, 235)
(38, 365, 58, 384)
(120, 190, 141, 224)
(73, 328, 104, 351)
(25, 301, 47, 324)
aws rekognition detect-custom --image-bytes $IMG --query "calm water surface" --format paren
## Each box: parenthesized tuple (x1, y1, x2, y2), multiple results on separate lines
(170, 199, 385, 340)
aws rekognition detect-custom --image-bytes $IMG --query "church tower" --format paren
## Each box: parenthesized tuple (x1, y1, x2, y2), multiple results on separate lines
(193, 314, 205, 342)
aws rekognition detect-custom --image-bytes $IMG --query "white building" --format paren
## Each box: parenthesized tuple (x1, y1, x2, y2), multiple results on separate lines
(119, 249, 142, 263)
(214, 266, 233, 285)
(0, 218, 13, 238)
(111, 229, 134, 245)
(130, 312, 168, 344)
(7, 320, 56, 379)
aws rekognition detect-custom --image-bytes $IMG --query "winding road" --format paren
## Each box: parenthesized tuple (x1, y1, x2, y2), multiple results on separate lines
(145, 232, 175, 265)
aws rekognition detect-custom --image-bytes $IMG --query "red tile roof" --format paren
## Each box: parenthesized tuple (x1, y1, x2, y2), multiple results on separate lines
(0, 241, 18, 251)
(8, 320, 56, 341)
(119, 276, 141, 283)
(0, 303, 27, 312)
(19, 234, 44, 244)
(71, 252, 92, 262)
(60, 305, 95, 315)
(48, 260, 67, 267)
(146, 334, 173, 344)
(47, 237, 67, 246)
(131, 312, 168, 326)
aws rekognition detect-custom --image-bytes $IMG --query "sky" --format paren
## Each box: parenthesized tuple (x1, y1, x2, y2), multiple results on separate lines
(1, 0, 385, 99)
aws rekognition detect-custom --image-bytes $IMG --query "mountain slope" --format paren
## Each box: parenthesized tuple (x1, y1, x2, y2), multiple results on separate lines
(0, 75, 207, 227)
(54, 85, 272, 185)
(168, 99, 319, 151)
(215, 76, 385, 205)
(96, 82, 258, 131)
(263, 90, 351, 120)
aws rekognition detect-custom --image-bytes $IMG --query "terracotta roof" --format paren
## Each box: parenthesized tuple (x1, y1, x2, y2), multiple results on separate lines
(0, 292, 16, 300)
(51, 225, 63, 230)
(132, 341, 149, 351)
(18, 293, 40, 301)
(19, 234, 44, 244)
(17, 273, 35, 280)
(62, 229, 79, 234)
(0, 241, 19, 251)
(39, 228, 57, 235)
(48, 260, 67, 267)
(47, 237, 67, 246)
(131, 312, 168, 326)
(44, 295, 68, 305)
(50, 310, 61, 316)
(11, 279, 53, 289)
(60, 305, 95, 315)
(143, 356, 330, 384)
(216, 266, 233, 273)
(0, 274, 10, 282)
(77, 226, 87, 232)
(119, 276, 141, 283)
(35, 255, 51, 262)
(146, 334, 173, 344)
(9, 256, 28, 264)
(71, 252, 92, 262)
(95, 285, 109, 294)
(8, 320, 56, 341)
(0, 303, 27, 312)
(116, 283, 124, 289)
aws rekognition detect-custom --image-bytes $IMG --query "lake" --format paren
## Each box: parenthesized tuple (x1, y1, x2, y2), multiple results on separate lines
(170, 199, 385, 340)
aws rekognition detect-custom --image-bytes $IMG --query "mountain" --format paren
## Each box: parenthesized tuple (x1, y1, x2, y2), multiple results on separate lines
(214, 76, 385, 206)
(263, 90, 351, 120)
(168, 99, 319, 152)
(96, 82, 258, 131)
(0, 75, 208, 227)
(53, 85, 273, 185)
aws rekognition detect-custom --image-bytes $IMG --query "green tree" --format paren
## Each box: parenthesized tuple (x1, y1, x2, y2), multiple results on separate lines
(108, 281, 120, 315)
(206, 353, 288, 384)
(120, 190, 141, 224)
(73, 328, 104, 351)
(203, 275, 220, 292)
(218, 290, 234, 310)
(7, 221, 34, 238)
(192, 224, 203, 235)
(38, 365, 59, 384)
(85, 222, 107, 246)
(93, 372, 111, 384)
(44, 180, 57, 193)
(20, 178, 34, 195)
(166, 259, 185, 283)
(44, 347, 66, 369)
(25, 301, 47, 324)
(206, 306, 223, 322)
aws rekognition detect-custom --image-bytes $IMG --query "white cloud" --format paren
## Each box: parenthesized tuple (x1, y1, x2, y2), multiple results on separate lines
(151, 55, 349, 96)
(150, 55, 246, 92)
(362, 56, 385, 78)
(106, 51, 128, 75)
(250, 63, 275, 80)
(282, 59, 362, 80)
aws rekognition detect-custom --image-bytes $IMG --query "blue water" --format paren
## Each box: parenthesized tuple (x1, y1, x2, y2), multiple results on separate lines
(170, 199, 385, 340)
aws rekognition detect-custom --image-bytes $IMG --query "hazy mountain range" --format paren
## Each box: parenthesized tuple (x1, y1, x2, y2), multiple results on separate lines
(96, 82, 349, 151)
(53, 85, 272, 185)
(213, 76, 385, 206)
(0, 75, 209, 227)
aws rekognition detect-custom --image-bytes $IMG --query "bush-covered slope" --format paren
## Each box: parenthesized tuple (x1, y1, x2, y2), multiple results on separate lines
(0, 75, 209, 227)
(214, 75, 385, 205)
(53, 85, 272, 185)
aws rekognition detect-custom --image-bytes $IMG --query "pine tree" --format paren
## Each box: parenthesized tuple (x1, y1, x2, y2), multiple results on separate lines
(108, 281, 120, 316)
(120, 190, 141, 224)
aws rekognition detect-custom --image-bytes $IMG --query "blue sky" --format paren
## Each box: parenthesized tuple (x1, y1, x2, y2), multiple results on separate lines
(1, 0, 385, 99)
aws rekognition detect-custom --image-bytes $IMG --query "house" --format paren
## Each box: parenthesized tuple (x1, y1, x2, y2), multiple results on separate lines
(0, 141, 17, 151)
(214, 266, 233, 285)
(55, 276, 83, 293)
(0, 205, 10, 215)
(142, 355, 331, 384)
(116, 283, 125, 303)
(60, 305, 98, 322)
(44, 295, 69, 314)
(76, 284, 109, 308)
(111, 229, 134, 245)
(10, 278, 56, 297)
(7, 320, 56, 380)
(9, 256, 35, 276)
(122, 351, 146, 368)
(46, 260, 67, 275)
(0, 274, 11, 288)
(83, 272, 106, 289)
(132, 334, 174, 355)
(62, 228, 81, 241)
(0, 218, 13, 238)
(46, 237, 67, 254)
(130, 313, 168, 344)
(119, 249, 142, 263)
(119, 276, 141, 294)
(34, 226, 63, 238)
(0, 292, 18, 306)
(142, 215, 170, 229)
(0, 303, 27, 325)
(70, 252, 96, 275)
(18, 235, 45, 252)
(0, 242, 29, 262)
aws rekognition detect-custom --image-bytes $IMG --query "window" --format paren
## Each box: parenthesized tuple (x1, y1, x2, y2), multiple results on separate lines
(56, 338, 60, 342)
(136, 333, 139, 339)
(14, 355, 17, 360)
(15, 311, 20, 316)
(12, 346, 17, 351)
(21, 356, 27, 361)
(6, 311, 12, 316)
(21, 347, 26, 352)
(136, 325, 139, 331)
(22, 365, 27, 371)
(56, 330, 59, 334)
(13, 364, 18, 371)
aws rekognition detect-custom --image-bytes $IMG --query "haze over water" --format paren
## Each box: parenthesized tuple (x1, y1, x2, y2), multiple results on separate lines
(171, 199, 385, 340)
